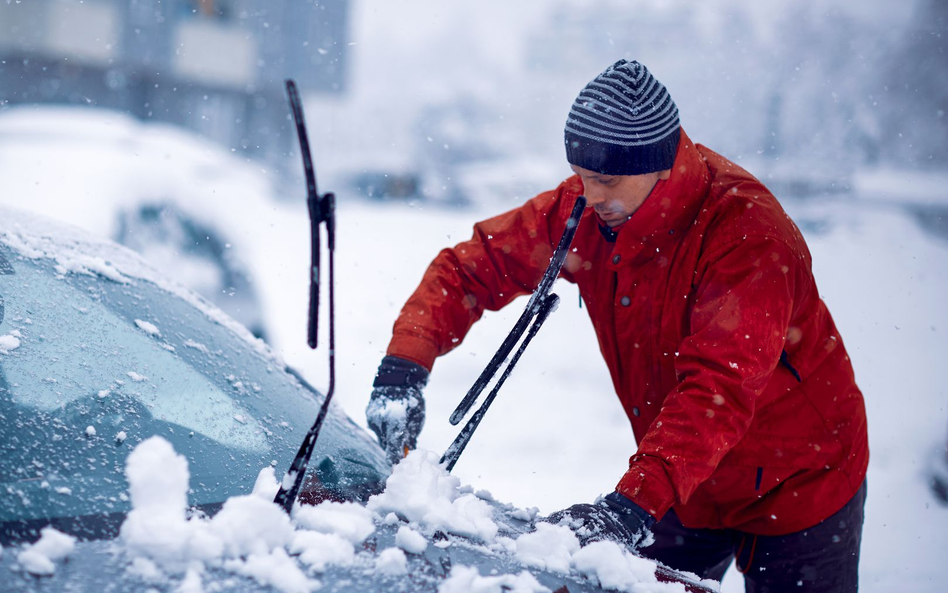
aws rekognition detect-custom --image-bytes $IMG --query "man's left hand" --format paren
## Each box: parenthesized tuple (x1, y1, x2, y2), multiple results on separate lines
(543, 491, 656, 550)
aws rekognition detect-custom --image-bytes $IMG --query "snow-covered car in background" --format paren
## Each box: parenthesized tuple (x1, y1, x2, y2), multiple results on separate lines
(0, 208, 716, 592)
(0, 106, 273, 340)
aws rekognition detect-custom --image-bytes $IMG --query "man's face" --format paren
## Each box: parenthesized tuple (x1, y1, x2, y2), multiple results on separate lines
(570, 164, 671, 228)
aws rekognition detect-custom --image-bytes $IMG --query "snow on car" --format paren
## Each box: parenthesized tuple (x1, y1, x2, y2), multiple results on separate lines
(0, 206, 715, 592)
(0, 105, 274, 339)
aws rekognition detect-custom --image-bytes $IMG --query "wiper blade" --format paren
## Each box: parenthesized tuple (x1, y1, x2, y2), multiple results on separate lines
(448, 195, 586, 426)
(441, 195, 586, 472)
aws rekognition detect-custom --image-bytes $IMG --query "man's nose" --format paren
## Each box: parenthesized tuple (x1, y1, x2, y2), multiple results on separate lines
(583, 189, 606, 207)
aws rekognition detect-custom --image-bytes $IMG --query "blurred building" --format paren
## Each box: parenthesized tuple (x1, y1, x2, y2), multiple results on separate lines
(0, 0, 348, 161)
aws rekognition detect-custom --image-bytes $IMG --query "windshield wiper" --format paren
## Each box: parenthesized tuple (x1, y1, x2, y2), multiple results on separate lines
(440, 196, 586, 471)
(273, 79, 338, 515)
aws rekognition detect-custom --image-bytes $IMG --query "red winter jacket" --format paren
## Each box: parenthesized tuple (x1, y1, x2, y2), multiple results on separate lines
(387, 129, 869, 535)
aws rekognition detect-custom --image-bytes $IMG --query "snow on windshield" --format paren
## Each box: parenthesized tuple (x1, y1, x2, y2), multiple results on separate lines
(0, 245, 269, 452)
(5, 437, 694, 592)
(0, 206, 282, 369)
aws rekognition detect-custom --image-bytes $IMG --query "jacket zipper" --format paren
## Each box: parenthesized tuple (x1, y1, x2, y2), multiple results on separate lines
(780, 350, 802, 383)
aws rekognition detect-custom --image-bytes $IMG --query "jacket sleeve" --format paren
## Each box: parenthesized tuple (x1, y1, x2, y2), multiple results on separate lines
(616, 234, 808, 519)
(386, 182, 576, 370)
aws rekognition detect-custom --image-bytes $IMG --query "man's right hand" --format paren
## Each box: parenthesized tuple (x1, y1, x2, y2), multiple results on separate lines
(366, 356, 429, 465)
(543, 492, 656, 550)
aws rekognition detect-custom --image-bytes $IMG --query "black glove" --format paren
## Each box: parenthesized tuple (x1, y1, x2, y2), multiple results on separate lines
(543, 491, 655, 550)
(366, 356, 428, 465)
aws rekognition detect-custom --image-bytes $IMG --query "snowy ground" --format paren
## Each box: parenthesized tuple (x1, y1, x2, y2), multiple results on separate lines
(1, 109, 946, 590)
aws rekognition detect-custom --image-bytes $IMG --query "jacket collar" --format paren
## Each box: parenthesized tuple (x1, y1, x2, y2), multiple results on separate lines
(606, 128, 711, 266)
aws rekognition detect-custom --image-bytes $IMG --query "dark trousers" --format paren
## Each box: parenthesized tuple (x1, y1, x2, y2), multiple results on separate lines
(639, 481, 867, 593)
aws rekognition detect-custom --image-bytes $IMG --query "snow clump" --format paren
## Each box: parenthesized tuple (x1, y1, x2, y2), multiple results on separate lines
(375, 547, 408, 576)
(367, 454, 681, 593)
(0, 332, 21, 354)
(224, 548, 318, 593)
(120, 437, 301, 575)
(515, 522, 579, 574)
(438, 565, 549, 593)
(134, 319, 161, 336)
(367, 449, 498, 541)
(572, 540, 683, 592)
(117, 437, 374, 592)
(289, 530, 355, 572)
(293, 500, 376, 544)
(16, 527, 76, 576)
(395, 524, 428, 554)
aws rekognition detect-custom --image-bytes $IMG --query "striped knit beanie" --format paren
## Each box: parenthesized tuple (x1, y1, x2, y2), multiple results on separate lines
(565, 60, 680, 175)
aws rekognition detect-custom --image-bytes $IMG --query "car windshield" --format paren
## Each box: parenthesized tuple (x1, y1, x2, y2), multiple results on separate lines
(0, 245, 387, 539)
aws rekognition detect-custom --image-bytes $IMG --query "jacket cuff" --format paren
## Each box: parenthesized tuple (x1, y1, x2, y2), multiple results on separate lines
(386, 333, 439, 372)
(615, 456, 678, 521)
(373, 356, 430, 388)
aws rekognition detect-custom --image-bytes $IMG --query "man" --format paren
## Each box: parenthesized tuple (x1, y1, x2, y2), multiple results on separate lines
(367, 60, 868, 592)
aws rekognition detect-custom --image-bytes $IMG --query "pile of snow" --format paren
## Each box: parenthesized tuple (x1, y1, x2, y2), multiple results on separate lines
(514, 523, 579, 574)
(118, 438, 516, 593)
(439, 565, 547, 593)
(16, 527, 76, 576)
(120, 437, 316, 592)
(572, 542, 681, 592)
(6, 438, 687, 592)
(367, 449, 499, 541)
(367, 450, 689, 592)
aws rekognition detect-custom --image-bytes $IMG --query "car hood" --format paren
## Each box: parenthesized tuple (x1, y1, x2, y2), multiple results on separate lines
(0, 508, 715, 593)
(1, 444, 716, 593)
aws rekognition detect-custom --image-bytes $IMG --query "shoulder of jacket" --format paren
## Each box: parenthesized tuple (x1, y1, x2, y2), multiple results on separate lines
(694, 148, 807, 259)
(525, 174, 584, 216)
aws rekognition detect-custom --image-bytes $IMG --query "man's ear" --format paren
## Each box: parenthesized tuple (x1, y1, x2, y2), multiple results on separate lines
(658, 169, 672, 181)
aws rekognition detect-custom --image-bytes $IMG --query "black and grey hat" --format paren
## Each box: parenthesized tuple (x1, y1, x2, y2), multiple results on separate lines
(565, 60, 680, 176)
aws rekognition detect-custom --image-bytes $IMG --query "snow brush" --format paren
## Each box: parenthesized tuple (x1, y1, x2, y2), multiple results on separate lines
(440, 195, 586, 472)
(274, 79, 337, 514)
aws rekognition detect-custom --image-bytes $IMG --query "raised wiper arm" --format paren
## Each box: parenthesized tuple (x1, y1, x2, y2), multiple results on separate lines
(273, 80, 338, 515)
